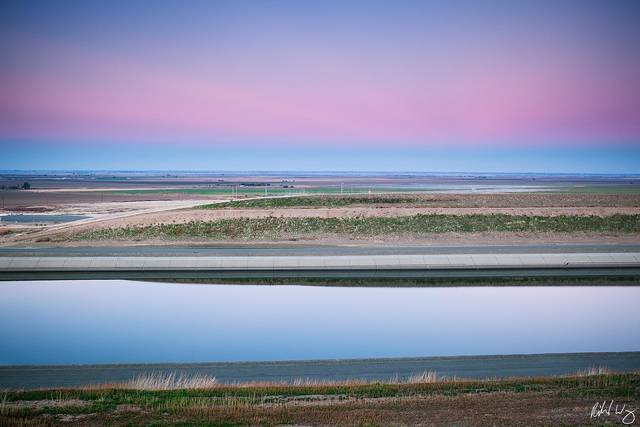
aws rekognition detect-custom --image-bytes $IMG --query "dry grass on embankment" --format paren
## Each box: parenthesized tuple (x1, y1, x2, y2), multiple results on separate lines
(71, 213, 640, 241)
(2, 371, 638, 426)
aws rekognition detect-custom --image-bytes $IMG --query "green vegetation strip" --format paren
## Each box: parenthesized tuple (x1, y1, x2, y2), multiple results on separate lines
(198, 195, 427, 209)
(74, 214, 640, 240)
(3, 374, 639, 410)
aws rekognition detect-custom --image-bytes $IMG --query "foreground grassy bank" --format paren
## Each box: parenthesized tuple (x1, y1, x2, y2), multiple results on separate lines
(2, 373, 638, 426)
(73, 213, 640, 240)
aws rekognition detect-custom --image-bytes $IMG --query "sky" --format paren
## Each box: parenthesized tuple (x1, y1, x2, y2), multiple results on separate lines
(1, 0, 639, 172)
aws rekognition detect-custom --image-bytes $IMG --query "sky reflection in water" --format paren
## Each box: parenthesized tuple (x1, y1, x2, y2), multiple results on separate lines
(1, 281, 638, 365)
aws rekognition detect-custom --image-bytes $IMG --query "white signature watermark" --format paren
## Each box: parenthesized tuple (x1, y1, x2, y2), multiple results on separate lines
(591, 400, 637, 425)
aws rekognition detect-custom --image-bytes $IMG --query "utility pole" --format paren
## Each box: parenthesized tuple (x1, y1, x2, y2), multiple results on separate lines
(264, 184, 267, 197)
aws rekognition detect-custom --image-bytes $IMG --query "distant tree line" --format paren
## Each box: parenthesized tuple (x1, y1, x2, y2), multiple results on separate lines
(0, 182, 31, 190)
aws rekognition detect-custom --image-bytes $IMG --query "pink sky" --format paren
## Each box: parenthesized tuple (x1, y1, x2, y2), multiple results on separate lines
(1, 0, 639, 150)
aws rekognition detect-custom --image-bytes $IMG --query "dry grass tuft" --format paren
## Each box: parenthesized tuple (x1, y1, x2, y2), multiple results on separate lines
(574, 366, 613, 377)
(114, 372, 218, 390)
(405, 371, 442, 383)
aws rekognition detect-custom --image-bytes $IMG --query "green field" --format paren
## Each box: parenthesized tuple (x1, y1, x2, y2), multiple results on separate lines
(2, 373, 638, 426)
(198, 195, 428, 209)
(74, 214, 640, 241)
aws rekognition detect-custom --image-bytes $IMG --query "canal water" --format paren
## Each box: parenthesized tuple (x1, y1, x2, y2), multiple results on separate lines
(1, 280, 639, 365)
(0, 214, 89, 224)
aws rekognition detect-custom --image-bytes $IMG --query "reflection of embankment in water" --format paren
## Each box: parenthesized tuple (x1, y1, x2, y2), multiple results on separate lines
(145, 275, 640, 287)
(4, 267, 640, 281)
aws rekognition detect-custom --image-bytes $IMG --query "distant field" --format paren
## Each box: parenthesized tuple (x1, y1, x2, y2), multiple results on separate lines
(110, 184, 640, 197)
(73, 213, 640, 241)
(548, 185, 640, 195)
(110, 187, 379, 196)
(2, 184, 638, 213)
(1, 373, 637, 425)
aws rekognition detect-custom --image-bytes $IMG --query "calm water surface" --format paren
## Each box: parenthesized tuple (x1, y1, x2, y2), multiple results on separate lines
(0, 214, 89, 224)
(0, 281, 639, 365)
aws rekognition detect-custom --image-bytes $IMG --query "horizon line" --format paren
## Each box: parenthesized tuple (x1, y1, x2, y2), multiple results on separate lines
(2, 169, 640, 177)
